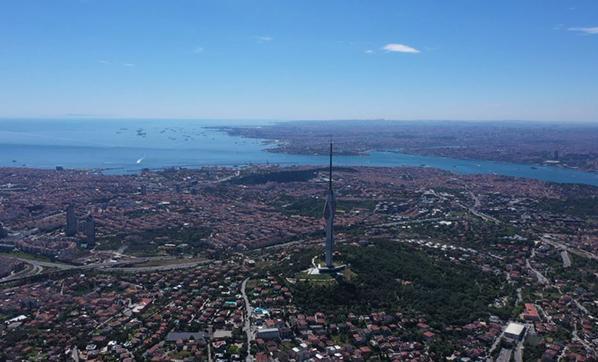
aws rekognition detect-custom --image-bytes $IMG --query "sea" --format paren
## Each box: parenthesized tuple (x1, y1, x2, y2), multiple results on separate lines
(0, 119, 597, 186)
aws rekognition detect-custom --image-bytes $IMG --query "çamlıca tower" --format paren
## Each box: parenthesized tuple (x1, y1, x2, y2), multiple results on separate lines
(323, 142, 336, 269)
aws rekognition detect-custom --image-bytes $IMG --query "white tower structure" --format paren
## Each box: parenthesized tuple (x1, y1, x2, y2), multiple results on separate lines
(323, 142, 336, 269)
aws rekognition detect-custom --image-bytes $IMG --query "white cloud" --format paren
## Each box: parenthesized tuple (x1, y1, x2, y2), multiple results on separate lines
(365, 49, 374, 54)
(98, 59, 111, 65)
(568, 27, 598, 35)
(255, 35, 273, 43)
(123, 63, 135, 67)
(382, 43, 420, 53)
(193, 46, 204, 54)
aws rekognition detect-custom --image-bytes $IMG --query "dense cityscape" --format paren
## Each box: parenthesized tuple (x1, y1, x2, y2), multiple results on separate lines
(2, 1, 598, 361)
(217, 121, 598, 172)
(0, 161, 596, 361)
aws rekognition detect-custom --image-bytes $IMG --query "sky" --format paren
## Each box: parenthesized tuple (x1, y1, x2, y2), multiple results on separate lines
(0, 0, 597, 122)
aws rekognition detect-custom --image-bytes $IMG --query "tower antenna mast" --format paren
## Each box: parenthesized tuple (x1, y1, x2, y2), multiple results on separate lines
(329, 141, 333, 190)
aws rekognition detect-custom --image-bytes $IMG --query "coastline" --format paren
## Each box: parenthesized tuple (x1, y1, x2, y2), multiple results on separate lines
(212, 124, 598, 173)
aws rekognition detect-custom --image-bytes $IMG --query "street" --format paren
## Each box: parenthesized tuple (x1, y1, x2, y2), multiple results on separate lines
(241, 277, 253, 362)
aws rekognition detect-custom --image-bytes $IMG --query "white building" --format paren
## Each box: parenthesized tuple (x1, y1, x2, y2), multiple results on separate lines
(504, 322, 526, 340)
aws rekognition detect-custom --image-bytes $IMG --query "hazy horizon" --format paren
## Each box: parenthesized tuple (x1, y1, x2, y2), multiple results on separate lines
(1, 117, 597, 126)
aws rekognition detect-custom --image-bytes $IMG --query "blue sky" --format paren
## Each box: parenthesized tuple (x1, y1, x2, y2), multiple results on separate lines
(0, 0, 597, 122)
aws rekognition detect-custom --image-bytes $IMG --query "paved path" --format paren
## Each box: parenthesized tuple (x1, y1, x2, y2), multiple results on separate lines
(241, 277, 253, 362)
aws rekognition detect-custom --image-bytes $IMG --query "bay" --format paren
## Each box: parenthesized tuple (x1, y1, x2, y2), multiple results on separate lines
(0, 119, 596, 186)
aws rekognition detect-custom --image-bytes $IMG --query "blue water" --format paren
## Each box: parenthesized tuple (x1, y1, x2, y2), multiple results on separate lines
(1, 119, 597, 186)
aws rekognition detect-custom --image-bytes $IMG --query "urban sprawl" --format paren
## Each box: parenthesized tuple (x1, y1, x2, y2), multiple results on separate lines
(0, 164, 596, 362)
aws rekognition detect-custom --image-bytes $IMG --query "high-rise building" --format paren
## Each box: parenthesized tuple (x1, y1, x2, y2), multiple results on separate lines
(65, 205, 77, 236)
(323, 142, 336, 269)
(0, 222, 7, 239)
(80, 214, 96, 248)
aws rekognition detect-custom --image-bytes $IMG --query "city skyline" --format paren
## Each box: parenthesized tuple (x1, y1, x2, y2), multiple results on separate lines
(1, 1, 598, 122)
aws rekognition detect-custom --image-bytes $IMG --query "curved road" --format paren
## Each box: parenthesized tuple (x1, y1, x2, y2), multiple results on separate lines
(0, 256, 209, 284)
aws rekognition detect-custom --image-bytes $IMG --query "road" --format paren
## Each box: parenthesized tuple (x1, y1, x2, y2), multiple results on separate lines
(496, 348, 512, 362)
(71, 346, 80, 362)
(430, 188, 500, 224)
(376, 217, 446, 228)
(0, 263, 42, 283)
(526, 243, 595, 352)
(456, 199, 500, 224)
(0, 255, 210, 284)
(572, 322, 593, 351)
(0, 257, 69, 283)
(466, 190, 501, 223)
(535, 304, 552, 322)
(526, 259, 548, 285)
(526, 248, 549, 285)
(571, 297, 589, 315)
(216, 170, 241, 183)
(11, 257, 75, 270)
(514, 339, 524, 362)
(109, 260, 210, 273)
(488, 329, 506, 355)
(468, 190, 481, 209)
(241, 277, 253, 362)
(560, 250, 572, 268)
(515, 288, 522, 304)
(528, 245, 590, 316)
(541, 235, 598, 261)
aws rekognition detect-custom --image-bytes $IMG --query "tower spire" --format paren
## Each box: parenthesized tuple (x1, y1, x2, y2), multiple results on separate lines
(329, 141, 333, 190)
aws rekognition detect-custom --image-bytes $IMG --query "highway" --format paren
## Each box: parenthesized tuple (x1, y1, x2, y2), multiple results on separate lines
(0, 262, 42, 283)
(541, 235, 597, 261)
(430, 188, 500, 224)
(0, 255, 210, 284)
(464, 204, 501, 224)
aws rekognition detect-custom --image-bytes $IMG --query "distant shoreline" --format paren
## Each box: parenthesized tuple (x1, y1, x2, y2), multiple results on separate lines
(211, 121, 598, 173)
(0, 119, 597, 186)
